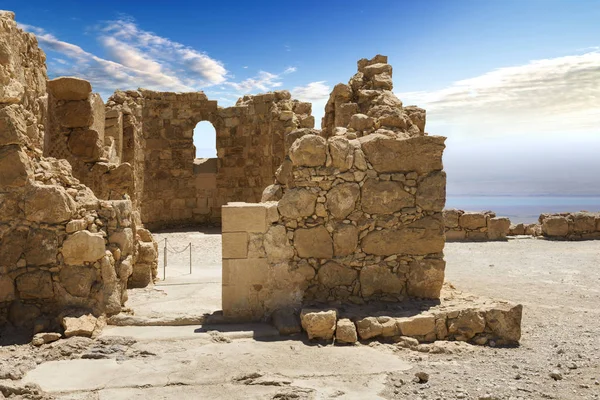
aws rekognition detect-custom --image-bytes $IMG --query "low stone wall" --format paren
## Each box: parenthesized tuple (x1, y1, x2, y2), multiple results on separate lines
(443, 209, 510, 241)
(508, 222, 541, 237)
(538, 212, 600, 240)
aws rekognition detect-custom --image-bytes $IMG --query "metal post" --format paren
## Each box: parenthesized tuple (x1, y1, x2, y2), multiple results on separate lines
(163, 238, 167, 280)
(189, 243, 192, 275)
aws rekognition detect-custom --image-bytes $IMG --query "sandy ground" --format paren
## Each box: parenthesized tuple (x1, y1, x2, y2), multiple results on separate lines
(2, 234, 599, 400)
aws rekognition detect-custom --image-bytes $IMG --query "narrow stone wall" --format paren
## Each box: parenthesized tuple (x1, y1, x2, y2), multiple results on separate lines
(0, 12, 151, 330)
(222, 56, 447, 321)
(538, 212, 600, 240)
(443, 209, 511, 241)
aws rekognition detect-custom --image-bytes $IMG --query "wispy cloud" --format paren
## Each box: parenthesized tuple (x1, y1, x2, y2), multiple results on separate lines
(291, 81, 330, 102)
(398, 51, 600, 136)
(17, 18, 296, 102)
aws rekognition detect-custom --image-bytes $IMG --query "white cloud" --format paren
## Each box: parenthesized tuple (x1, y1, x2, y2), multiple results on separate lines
(398, 51, 600, 137)
(283, 66, 297, 74)
(291, 81, 331, 102)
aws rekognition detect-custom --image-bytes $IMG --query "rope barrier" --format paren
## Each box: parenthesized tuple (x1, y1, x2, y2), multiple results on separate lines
(161, 238, 192, 280)
(165, 241, 191, 254)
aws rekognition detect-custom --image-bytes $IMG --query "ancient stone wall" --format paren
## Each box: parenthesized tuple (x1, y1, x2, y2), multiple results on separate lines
(444, 209, 511, 241)
(0, 12, 155, 330)
(117, 89, 313, 230)
(222, 56, 447, 321)
(538, 212, 600, 240)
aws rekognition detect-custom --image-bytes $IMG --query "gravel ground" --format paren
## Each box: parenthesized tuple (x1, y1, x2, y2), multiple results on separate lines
(1, 235, 599, 400)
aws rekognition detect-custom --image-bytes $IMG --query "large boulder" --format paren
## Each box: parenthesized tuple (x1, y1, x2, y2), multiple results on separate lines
(326, 183, 360, 219)
(62, 230, 106, 265)
(278, 188, 317, 219)
(300, 309, 337, 340)
(25, 185, 76, 223)
(289, 134, 327, 167)
(542, 216, 569, 237)
(459, 212, 487, 230)
(361, 178, 414, 214)
(47, 76, 92, 101)
(317, 261, 357, 288)
(294, 226, 333, 259)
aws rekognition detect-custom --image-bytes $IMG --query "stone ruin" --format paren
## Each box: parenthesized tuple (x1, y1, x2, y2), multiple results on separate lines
(0, 11, 158, 334)
(1, 10, 523, 345)
(221, 56, 523, 345)
(444, 209, 511, 241)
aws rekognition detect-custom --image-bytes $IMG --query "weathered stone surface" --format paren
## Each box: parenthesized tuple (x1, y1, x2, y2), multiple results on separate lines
(25, 229, 58, 266)
(62, 314, 97, 338)
(294, 226, 333, 258)
(67, 129, 102, 162)
(0, 275, 16, 302)
(361, 178, 414, 214)
(448, 309, 486, 341)
(445, 230, 466, 241)
(488, 217, 511, 240)
(318, 261, 357, 288)
(335, 318, 358, 344)
(25, 185, 76, 223)
(572, 212, 596, 233)
(443, 209, 462, 229)
(264, 225, 294, 263)
(261, 184, 283, 202)
(326, 183, 360, 219)
(278, 188, 317, 219)
(0, 145, 31, 187)
(361, 217, 444, 256)
(289, 134, 327, 167)
(359, 134, 445, 174)
(15, 271, 54, 299)
(349, 113, 374, 131)
(59, 266, 97, 297)
(328, 136, 353, 171)
(62, 230, 106, 265)
(47, 76, 92, 101)
(416, 171, 446, 211)
(485, 303, 523, 344)
(222, 232, 248, 259)
(54, 100, 93, 128)
(108, 228, 134, 257)
(222, 203, 268, 233)
(397, 315, 436, 337)
(542, 216, 569, 237)
(360, 264, 404, 297)
(356, 317, 383, 339)
(300, 308, 337, 340)
(459, 212, 488, 230)
(407, 259, 445, 298)
(271, 308, 301, 335)
(333, 223, 358, 256)
(31, 332, 62, 346)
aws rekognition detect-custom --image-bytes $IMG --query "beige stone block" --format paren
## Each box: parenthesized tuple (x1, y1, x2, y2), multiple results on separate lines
(397, 315, 436, 337)
(222, 232, 248, 259)
(196, 173, 217, 189)
(222, 203, 268, 233)
(222, 258, 269, 287)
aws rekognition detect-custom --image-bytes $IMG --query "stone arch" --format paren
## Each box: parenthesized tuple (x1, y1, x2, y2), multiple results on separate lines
(193, 120, 217, 159)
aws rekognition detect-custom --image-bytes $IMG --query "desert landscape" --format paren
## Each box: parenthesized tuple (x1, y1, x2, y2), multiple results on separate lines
(0, 4, 599, 400)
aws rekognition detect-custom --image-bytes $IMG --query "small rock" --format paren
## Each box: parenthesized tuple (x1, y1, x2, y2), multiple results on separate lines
(31, 332, 61, 346)
(549, 370, 563, 381)
(414, 371, 429, 383)
(62, 314, 97, 338)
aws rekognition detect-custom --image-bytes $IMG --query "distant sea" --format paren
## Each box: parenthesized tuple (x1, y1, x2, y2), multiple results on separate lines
(445, 196, 600, 224)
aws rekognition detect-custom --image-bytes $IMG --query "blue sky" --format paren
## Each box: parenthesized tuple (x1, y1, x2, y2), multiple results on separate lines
(8, 0, 600, 196)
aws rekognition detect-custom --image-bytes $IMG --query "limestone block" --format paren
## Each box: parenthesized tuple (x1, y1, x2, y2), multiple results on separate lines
(363, 63, 393, 78)
(406, 258, 445, 299)
(335, 318, 358, 344)
(0, 145, 32, 187)
(355, 317, 383, 339)
(361, 216, 444, 256)
(361, 178, 413, 214)
(488, 217, 511, 240)
(542, 216, 569, 237)
(66, 219, 87, 233)
(372, 73, 393, 90)
(416, 171, 446, 211)
(54, 100, 93, 128)
(317, 261, 357, 288)
(459, 212, 487, 230)
(326, 183, 360, 219)
(0, 105, 27, 146)
(278, 188, 317, 219)
(443, 209, 462, 229)
(109, 228, 134, 257)
(404, 106, 426, 133)
(271, 308, 301, 335)
(485, 303, 523, 344)
(59, 266, 97, 297)
(397, 315, 436, 337)
(294, 226, 333, 259)
(137, 242, 157, 263)
(359, 264, 404, 297)
(333, 223, 358, 256)
(25, 184, 76, 224)
(289, 134, 327, 167)
(328, 136, 353, 171)
(349, 113, 374, 131)
(263, 225, 293, 263)
(359, 134, 445, 174)
(572, 212, 596, 233)
(129, 263, 153, 289)
(448, 309, 486, 341)
(261, 184, 283, 202)
(222, 203, 268, 233)
(466, 231, 488, 241)
(32, 332, 62, 346)
(62, 314, 97, 338)
(335, 103, 359, 128)
(300, 308, 337, 340)
(25, 228, 58, 266)
(445, 230, 466, 241)
(62, 230, 106, 265)
(47, 77, 92, 101)
(0, 226, 27, 267)
(222, 232, 249, 259)
(509, 223, 526, 236)
(67, 129, 103, 162)
(15, 271, 54, 299)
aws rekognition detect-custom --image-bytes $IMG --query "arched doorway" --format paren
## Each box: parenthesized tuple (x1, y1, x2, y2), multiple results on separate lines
(193, 121, 217, 159)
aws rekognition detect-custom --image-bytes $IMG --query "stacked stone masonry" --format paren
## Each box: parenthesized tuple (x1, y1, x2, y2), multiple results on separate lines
(538, 212, 600, 240)
(444, 209, 511, 241)
(222, 56, 448, 321)
(0, 12, 157, 330)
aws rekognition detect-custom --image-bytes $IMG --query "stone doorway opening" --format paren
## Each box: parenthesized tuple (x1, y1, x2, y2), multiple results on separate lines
(193, 120, 217, 159)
